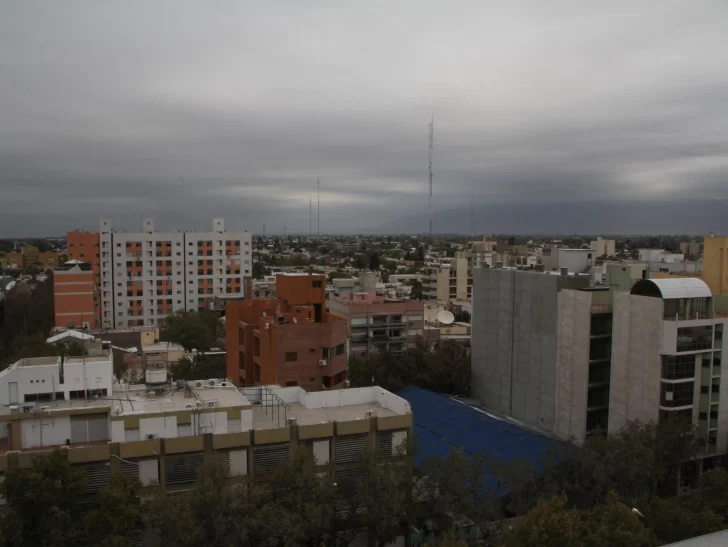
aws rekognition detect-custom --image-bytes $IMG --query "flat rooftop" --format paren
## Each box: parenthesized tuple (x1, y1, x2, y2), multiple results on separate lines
(112, 384, 248, 415)
(18, 356, 61, 367)
(249, 385, 410, 430)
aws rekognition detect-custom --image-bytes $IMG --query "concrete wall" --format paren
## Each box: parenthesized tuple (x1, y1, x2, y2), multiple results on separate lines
(608, 293, 663, 434)
(471, 269, 589, 432)
(21, 415, 71, 449)
(554, 290, 592, 444)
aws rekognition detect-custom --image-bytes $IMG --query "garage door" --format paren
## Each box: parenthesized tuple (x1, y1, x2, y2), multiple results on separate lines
(70, 413, 109, 444)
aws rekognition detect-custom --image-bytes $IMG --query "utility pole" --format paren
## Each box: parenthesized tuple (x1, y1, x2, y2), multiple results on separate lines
(317, 178, 320, 239)
(428, 115, 434, 239)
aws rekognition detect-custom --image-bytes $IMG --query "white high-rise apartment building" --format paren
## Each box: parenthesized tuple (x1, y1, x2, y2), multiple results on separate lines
(99, 218, 251, 329)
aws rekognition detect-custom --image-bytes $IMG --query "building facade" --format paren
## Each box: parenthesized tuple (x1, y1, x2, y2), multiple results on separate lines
(542, 248, 593, 273)
(471, 268, 590, 434)
(422, 254, 472, 302)
(590, 237, 616, 258)
(0, 246, 59, 269)
(53, 261, 97, 329)
(703, 236, 728, 296)
(0, 351, 412, 546)
(610, 278, 728, 459)
(226, 274, 349, 391)
(328, 275, 424, 361)
(91, 218, 251, 329)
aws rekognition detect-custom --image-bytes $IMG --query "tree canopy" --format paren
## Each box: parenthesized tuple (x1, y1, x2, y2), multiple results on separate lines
(160, 311, 222, 352)
(349, 340, 470, 395)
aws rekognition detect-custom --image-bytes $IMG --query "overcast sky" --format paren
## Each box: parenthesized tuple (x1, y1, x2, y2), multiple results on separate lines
(2, 1, 728, 236)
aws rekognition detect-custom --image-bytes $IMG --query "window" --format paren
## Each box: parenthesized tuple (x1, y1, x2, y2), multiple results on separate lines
(312, 280, 322, 288)
(662, 355, 696, 380)
(677, 326, 713, 352)
(285, 352, 298, 361)
(661, 381, 694, 407)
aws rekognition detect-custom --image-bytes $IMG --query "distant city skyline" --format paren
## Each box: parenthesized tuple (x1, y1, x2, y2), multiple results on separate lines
(2, 1, 728, 236)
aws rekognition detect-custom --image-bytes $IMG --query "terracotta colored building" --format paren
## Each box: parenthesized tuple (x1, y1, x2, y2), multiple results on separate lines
(66, 231, 101, 325)
(226, 274, 349, 391)
(53, 261, 97, 328)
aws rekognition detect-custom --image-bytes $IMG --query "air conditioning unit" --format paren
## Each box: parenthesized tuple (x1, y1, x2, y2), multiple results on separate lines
(365, 410, 376, 418)
(147, 434, 157, 440)
(220, 382, 229, 387)
(39, 406, 51, 412)
(208, 379, 216, 387)
(9, 405, 19, 414)
(287, 417, 297, 425)
(318, 360, 327, 367)
(185, 404, 194, 409)
(195, 381, 204, 388)
(207, 401, 218, 408)
(22, 405, 34, 414)
(196, 402, 204, 408)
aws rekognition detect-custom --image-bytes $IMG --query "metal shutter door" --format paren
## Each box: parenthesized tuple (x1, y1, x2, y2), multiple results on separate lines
(70, 415, 89, 443)
(253, 443, 290, 477)
(87, 414, 109, 442)
(336, 434, 368, 463)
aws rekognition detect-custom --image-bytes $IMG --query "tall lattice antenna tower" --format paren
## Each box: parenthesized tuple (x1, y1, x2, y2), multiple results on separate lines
(470, 195, 474, 236)
(317, 178, 320, 238)
(309, 199, 312, 238)
(428, 115, 434, 238)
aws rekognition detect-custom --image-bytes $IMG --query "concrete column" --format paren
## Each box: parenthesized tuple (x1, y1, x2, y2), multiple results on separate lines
(330, 422, 338, 478)
(158, 438, 167, 495)
(247, 429, 256, 482)
(109, 442, 121, 475)
(203, 433, 213, 465)
(290, 423, 299, 462)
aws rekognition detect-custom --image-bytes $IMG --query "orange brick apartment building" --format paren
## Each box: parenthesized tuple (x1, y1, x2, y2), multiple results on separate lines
(53, 260, 97, 328)
(226, 274, 349, 391)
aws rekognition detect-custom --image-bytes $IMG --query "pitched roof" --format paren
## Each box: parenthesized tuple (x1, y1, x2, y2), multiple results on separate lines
(46, 329, 96, 344)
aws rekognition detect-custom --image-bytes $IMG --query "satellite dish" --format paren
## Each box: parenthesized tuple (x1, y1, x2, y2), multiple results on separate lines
(436, 310, 455, 325)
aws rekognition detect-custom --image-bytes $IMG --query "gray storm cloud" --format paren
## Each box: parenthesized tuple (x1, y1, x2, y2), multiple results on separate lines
(1, 0, 727, 236)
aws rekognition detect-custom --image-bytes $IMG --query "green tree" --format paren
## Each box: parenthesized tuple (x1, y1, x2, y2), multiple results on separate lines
(409, 279, 423, 300)
(170, 354, 226, 381)
(0, 450, 85, 547)
(252, 261, 271, 279)
(581, 492, 656, 547)
(438, 525, 468, 547)
(643, 495, 723, 545)
(369, 253, 380, 271)
(500, 494, 583, 547)
(328, 270, 352, 282)
(81, 475, 145, 547)
(161, 311, 221, 352)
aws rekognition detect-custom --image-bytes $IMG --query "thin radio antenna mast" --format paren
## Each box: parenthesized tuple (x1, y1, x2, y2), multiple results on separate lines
(317, 178, 320, 238)
(309, 199, 312, 238)
(470, 195, 474, 236)
(429, 115, 434, 238)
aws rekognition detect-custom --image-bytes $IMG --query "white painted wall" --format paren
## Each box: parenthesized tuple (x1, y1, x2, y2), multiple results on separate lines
(229, 449, 248, 476)
(139, 459, 159, 486)
(313, 439, 330, 465)
(63, 355, 113, 398)
(21, 416, 71, 449)
(241, 408, 253, 431)
(193, 411, 227, 435)
(110, 420, 125, 442)
(0, 361, 62, 407)
(392, 431, 408, 455)
(139, 416, 178, 439)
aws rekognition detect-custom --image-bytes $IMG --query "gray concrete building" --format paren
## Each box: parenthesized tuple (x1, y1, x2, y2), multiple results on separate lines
(471, 269, 589, 433)
(610, 278, 728, 461)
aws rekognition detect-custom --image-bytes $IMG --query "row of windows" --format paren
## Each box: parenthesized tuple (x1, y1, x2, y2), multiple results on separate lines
(115, 239, 250, 248)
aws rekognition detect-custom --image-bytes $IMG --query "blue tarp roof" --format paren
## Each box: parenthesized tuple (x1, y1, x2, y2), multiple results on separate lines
(398, 387, 558, 471)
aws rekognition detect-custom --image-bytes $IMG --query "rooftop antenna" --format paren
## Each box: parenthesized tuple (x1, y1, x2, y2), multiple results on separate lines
(309, 199, 312, 238)
(470, 195, 474, 237)
(428, 115, 434, 239)
(284, 225, 287, 239)
(317, 178, 320, 238)
(262, 224, 266, 238)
